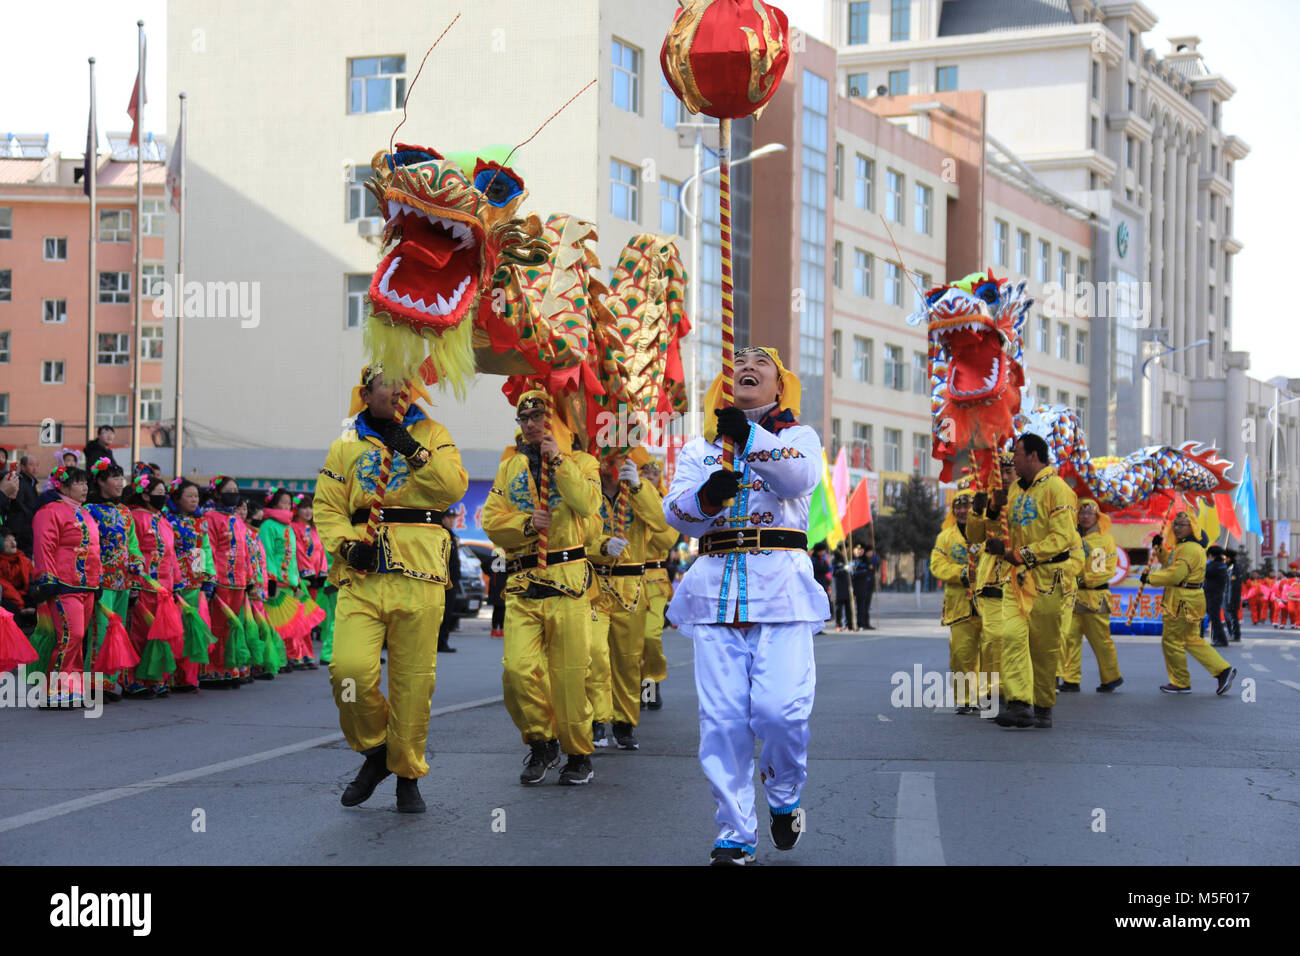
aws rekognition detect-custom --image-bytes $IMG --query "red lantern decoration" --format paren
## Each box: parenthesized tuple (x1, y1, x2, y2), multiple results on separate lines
(660, 0, 790, 120)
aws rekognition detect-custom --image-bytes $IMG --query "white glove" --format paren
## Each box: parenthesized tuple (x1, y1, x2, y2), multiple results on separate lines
(618, 462, 640, 485)
(605, 536, 629, 557)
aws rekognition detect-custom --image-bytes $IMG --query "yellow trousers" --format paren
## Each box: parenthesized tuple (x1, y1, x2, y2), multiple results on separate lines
(502, 590, 594, 756)
(1162, 616, 1229, 689)
(948, 616, 982, 706)
(1002, 587, 1073, 709)
(640, 590, 669, 685)
(329, 573, 444, 779)
(977, 595, 1004, 701)
(586, 591, 646, 726)
(1063, 604, 1121, 685)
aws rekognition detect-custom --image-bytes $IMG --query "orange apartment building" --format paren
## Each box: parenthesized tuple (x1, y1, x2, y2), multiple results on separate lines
(0, 149, 166, 473)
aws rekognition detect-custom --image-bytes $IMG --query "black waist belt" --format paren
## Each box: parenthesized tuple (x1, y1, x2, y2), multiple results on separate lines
(1176, 583, 1204, 590)
(1084, 584, 1109, 590)
(977, 586, 1002, 598)
(595, 564, 644, 577)
(1046, 551, 1071, 564)
(699, 528, 807, 556)
(506, 549, 587, 574)
(644, 560, 667, 570)
(351, 507, 446, 525)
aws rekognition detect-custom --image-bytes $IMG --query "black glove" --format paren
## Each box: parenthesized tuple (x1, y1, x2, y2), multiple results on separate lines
(380, 419, 422, 459)
(699, 469, 742, 508)
(266, 578, 279, 599)
(714, 407, 752, 445)
(1151, 534, 1164, 550)
(971, 492, 988, 515)
(342, 540, 379, 572)
(960, 568, 970, 587)
(1140, 571, 1150, 585)
(985, 538, 1006, 556)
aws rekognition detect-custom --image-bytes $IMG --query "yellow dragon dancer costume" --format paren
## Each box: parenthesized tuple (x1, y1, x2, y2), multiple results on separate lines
(930, 479, 981, 712)
(1061, 499, 1123, 692)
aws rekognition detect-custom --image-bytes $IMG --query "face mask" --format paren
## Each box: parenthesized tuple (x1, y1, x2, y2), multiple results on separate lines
(248, 517, 263, 528)
(150, 493, 167, 508)
(220, 491, 241, 507)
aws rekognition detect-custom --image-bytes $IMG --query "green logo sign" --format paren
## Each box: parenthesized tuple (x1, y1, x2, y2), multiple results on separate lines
(1116, 221, 1130, 258)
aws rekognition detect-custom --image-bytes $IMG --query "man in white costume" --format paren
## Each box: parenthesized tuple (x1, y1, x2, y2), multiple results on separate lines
(663, 346, 830, 866)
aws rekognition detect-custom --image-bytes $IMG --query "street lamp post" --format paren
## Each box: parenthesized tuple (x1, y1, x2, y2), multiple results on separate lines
(676, 139, 787, 436)
(1140, 337, 1209, 445)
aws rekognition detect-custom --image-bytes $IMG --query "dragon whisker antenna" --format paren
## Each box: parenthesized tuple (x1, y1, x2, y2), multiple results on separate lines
(480, 77, 600, 201)
(881, 214, 936, 323)
(389, 12, 463, 156)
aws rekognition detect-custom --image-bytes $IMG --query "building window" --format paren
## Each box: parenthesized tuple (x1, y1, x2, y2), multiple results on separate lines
(0, 393, 7, 426)
(345, 274, 368, 330)
(883, 344, 905, 391)
(834, 143, 844, 198)
(1208, 284, 1215, 315)
(96, 394, 130, 427)
(1089, 117, 1098, 150)
(1057, 249, 1069, 286)
(1212, 100, 1220, 128)
(1036, 384, 1050, 404)
(659, 178, 682, 235)
(1078, 257, 1090, 283)
(141, 263, 165, 298)
(140, 388, 162, 423)
(1210, 194, 1218, 222)
(799, 70, 829, 425)
(0, 269, 9, 302)
(847, 1, 870, 44)
(846, 71, 870, 97)
(1056, 322, 1069, 360)
(1091, 60, 1100, 100)
(1077, 396, 1087, 430)
(885, 261, 902, 306)
(1016, 229, 1029, 275)
(1125, 136, 1136, 169)
(888, 69, 909, 95)
(992, 219, 1008, 266)
(0, 331, 8, 362)
(39, 422, 63, 446)
(1128, 30, 1137, 60)
(42, 299, 67, 324)
(346, 165, 380, 221)
(912, 271, 931, 314)
(99, 209, 131, 242)
(141, 325, 164, 360)
(883, 428, 902, 472)
(142, 198, 165, 236)
(42, 360, 66, 384)
(913, 183, 932, 235)
(611, 38, 641, 113)
(610, 159, 639, 221)
(43, 237, 68, 261)
(0, 207, 10, 239)
(660, 75, 684, 129)
(855, 155, 874, 210)
(890, 0, 910, 41)
(851, 422, 873, 469)
(97, 332, 130, 366)
(1075, 329, 1088, 365)
(1126, 80, 1135, 110)
(830, 418, 842, 459)
(1037, 316, 1049, 352)
(885, 168, 904, 223)
(1036, 239, 1050, 282)
(912, 351, 927, 395)
(1057, 390, 1070, 408)
(832, 329, 842, 377)
(854, 249, 873, 297)
(348, 56, 406, 114)
(832, 240, 843, 288)
(936, 65, 957, 92)
(853, 336, 873, 383)
(912, 432, 930, 475)
(98, 271, 130, 304)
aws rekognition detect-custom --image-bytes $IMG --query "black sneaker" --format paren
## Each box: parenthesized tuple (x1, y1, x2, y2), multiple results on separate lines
(770, 809, 803, 851)
(1033, 706, 1052, 729)
(1096, 677, 1124, 693)
(519, 739, 561, 786)
(954, 704, 978, 715)
(647, 682, 663, 711)
(395, 777, 426, 813)
(340, 744, 392, 807)
(592, 721, 608, 748)
(1216, 666, 1237, 696)
(558, 754, 594, 786)
(709, 845, 754, 866)
(612, 721, 639, 750)
(1058, 681, 1080, 692)
(994, 700, 1035, 728)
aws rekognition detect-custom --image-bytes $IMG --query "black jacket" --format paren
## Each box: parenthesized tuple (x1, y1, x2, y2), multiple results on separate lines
(6, 473, 41, 553)
(1204, 559, 1228, 607)
(83, 440, 117, 469)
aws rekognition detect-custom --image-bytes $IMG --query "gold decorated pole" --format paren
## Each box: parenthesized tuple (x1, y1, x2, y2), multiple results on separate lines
(718, 118, 736, 471)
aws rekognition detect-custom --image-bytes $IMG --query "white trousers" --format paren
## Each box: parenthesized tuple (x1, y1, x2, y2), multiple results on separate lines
(691, 621, 817, 849)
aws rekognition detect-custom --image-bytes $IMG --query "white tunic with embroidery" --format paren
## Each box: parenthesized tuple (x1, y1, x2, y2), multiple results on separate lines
(663, 422, 831, 633)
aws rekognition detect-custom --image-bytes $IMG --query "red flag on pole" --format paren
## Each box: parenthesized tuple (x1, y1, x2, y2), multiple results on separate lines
(1215, 492, 1242, 540)
(841, 476, 872, 534)
(127, 35, 147, 146)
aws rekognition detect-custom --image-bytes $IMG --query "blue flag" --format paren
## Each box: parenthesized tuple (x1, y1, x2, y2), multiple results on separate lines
(1234, 457, 1263, 536)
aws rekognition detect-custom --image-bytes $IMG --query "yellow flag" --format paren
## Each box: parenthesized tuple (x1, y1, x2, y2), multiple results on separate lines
(1197, 498, 1221, 544)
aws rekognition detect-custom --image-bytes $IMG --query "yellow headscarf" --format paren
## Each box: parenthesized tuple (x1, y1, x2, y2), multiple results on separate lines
(347, 364, 434, 417)
(941, 476, 975, 530)
(1077, 498, 1111, 534)
(513, 388, 576, 455)
(1169, 508, 1201, 544)
(701, 347, 802, 443)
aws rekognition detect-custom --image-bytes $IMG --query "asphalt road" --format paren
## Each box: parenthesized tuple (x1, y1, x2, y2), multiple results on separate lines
(2, 606, 1298, 866)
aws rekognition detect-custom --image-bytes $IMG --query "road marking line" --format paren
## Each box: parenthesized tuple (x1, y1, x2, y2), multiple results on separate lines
(1281, 652, 1297, 661)
(894, 771, 946, 866)
(0, 694, 504, 836)
(1241, 652, 1253, 659)
(1248, 663, 1270, 673)
(1278, 680, 1300, 693)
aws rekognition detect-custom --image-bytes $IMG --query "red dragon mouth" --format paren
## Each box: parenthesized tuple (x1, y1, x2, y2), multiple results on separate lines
(933, 319, 1008, 404)
(369, 192, 482, 331)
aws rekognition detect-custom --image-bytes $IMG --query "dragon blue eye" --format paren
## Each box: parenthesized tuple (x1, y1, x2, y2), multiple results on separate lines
(388, 146, 443, 169)
(973, 281, 999, 304)
(474, 164, 524, 206)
